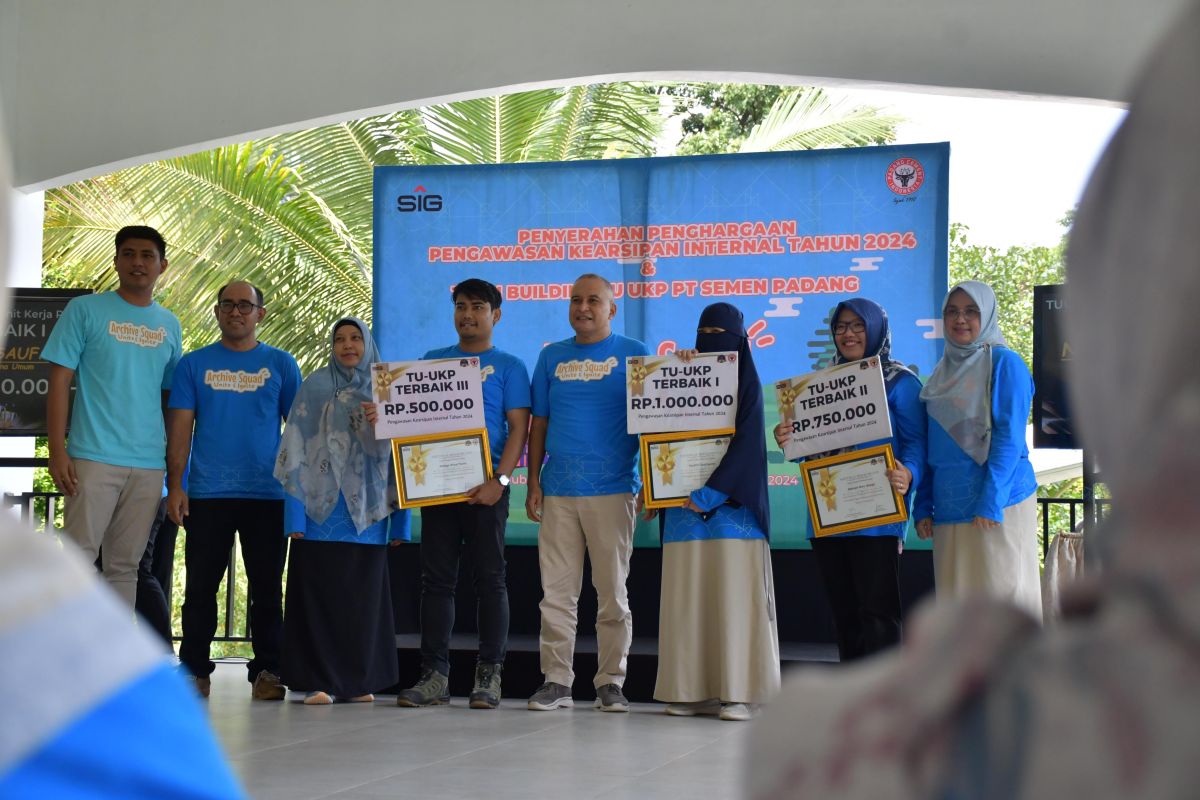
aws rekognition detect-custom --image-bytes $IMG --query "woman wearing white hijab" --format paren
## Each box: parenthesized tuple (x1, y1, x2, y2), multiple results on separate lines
(915, 281, 1042, 617)
(747, 4, 1200, 796)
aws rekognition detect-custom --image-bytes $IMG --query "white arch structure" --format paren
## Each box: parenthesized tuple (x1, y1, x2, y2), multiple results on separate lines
(0, 0, 1192, 192)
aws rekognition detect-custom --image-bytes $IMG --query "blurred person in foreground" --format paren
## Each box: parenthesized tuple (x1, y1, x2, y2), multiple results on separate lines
(747, 4, 1200, 796)
(0, 102, 244, 799)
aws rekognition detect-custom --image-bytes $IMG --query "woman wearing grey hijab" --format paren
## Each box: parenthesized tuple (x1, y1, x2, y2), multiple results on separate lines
(914, 281, 1042, 617)
(275, 317, 411, 704)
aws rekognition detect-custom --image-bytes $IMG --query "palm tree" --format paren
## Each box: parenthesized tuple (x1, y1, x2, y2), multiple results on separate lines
(42, 85, 662, 372)
(42, 82, 897, 371)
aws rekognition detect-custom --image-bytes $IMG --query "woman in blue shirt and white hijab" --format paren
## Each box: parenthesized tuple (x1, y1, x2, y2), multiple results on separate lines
(914, 282, 1041, 618)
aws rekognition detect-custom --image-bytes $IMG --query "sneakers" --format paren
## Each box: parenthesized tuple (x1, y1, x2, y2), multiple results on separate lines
(527, 681, 574, 711)
(251, 670, 286, 701)
(469, 662, 503, 709)
(719, 702, 755, 721)
(396, 669, 450, 707)
(187, 674, 211, 699)
(664, 699, 720, 717)
(593, 683, 629, 713)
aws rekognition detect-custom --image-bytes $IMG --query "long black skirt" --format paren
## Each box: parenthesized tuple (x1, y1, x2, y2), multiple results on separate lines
(281, 539, 398, 697)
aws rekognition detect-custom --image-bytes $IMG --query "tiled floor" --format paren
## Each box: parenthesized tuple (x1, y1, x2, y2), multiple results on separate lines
(205, 663, 754, 799)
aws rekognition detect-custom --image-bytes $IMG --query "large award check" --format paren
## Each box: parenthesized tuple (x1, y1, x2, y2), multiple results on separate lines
(775, 357, 892, 461)
(639, 429, 734, 509)
(371, 357, 485, 439)
(800, 443, 907, 536)
(626, 352, 738, 434)
(371, 357, 490, 508)
(394, 430, 493, 508)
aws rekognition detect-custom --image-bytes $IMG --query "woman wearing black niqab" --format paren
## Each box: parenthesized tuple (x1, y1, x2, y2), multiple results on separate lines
(654, 302, 780, 722)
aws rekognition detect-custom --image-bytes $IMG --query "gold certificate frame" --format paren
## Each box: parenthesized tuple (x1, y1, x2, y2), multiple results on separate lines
(638, 428, 736, 510)
(391, 428, 493, 509)
(800, 443, 907, 537)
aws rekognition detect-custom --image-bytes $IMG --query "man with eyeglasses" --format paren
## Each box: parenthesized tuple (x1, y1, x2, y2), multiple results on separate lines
(166, 281, 302, 700)
(43, 225, 183, 613)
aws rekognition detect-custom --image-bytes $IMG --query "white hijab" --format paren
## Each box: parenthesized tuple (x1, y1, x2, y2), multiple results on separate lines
(919, 280, 1006, 464)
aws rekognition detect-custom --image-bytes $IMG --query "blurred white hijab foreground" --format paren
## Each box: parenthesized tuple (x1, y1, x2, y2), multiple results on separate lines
(747, 4, 1200, 797)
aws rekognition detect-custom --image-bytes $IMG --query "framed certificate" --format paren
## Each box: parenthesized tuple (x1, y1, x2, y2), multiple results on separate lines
(799, 443, 907, 537)
(639, 428, 735, 509)
(391, 428, 493, 508)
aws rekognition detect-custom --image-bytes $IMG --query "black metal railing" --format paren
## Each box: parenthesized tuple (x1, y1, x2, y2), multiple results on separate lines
(3, 491, 251, 643)
(7, 489, 1114, 642)
(1037, 496, 1112, 561)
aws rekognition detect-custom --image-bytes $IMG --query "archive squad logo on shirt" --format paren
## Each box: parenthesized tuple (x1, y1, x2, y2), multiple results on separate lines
(554, 356, 618, 382)
(204, 368, 271, 393)
(108, 321, 168, 348)
(480, 365, 496, 383)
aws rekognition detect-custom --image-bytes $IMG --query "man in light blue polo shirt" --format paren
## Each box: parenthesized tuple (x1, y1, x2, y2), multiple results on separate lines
(525, 273, 648, 713)
(43, 225, 182, 609)
(166, 280, 301, 701)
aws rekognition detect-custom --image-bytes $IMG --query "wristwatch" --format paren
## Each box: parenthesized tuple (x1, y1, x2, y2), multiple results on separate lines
(496, 473, 511, 487)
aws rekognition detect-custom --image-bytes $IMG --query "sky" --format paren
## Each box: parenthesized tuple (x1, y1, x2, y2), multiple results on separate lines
(828, 88, 1127, 248)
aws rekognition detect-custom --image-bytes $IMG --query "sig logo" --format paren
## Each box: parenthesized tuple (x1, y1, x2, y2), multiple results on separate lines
(396, 185, 443, 212)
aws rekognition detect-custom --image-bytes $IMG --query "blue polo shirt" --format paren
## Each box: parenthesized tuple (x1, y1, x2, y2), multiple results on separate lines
(42, 292, 182, 470)
(423, 344, 531, 466)
(167, 341, 301, 499)
(530, 333, 648, 496)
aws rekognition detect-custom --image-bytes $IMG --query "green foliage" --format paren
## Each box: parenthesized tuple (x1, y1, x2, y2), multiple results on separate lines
(42, 84, 663, 373)
(947, 222, 1067, 369)
(666, 84, 902, 155)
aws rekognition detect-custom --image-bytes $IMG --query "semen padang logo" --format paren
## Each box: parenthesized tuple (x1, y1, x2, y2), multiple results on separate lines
(396, 185, 443, 212)
(885, 157, 925, 196)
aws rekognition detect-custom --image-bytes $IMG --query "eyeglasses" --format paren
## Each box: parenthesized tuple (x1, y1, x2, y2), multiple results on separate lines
(217, 300, 262, 314)
(832, 321, 866, 335)
(943, 307, 981, 321)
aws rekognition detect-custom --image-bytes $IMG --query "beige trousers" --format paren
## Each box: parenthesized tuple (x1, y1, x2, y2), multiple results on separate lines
(63, 459, 165, 607)
(932, 494, 1043, 619)
(537, 493, 637, 688)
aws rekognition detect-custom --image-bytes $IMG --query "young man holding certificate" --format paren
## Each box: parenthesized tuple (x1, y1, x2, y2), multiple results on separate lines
(525, 274, 649, 713)
(397, 279, 531, 709)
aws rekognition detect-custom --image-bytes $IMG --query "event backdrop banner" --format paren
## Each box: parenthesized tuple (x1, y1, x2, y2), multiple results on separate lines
(374, 144, 949, 548)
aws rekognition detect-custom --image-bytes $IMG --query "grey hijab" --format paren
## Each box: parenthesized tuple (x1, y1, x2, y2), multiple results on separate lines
(274, 317, 394, 532)
(919, 281, 1006, 465)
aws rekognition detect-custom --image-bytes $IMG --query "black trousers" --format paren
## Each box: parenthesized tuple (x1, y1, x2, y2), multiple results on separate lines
(811, 534, 902, 662)
(179, 498, 287, 682)
(417, 489, 510, 676)
(135, 498, 178, 646)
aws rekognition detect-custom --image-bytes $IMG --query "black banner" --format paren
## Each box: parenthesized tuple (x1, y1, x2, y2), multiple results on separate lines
(1032, 284, 1074, 449)
(0, 288, 91, 437)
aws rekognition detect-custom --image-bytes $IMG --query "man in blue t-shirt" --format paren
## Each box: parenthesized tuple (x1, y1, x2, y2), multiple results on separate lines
(525, 274, 648, 713)
(394, 279, 531, 710)
(166, 281, 301, 701)
(43, 226, 183, 610)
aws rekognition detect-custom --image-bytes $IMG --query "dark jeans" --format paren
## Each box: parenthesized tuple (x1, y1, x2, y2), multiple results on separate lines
(811, 534, 902, 662)
(179, 498, 287, 683)
(135, 498, 178, 646)
(418, 488, 511, 676)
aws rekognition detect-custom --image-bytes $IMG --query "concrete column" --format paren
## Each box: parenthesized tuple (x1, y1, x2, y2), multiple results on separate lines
(1, 187, 45, 517)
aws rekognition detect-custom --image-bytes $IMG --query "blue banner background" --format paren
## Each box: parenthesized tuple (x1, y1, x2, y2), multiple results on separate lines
(375, 143, 949, 548)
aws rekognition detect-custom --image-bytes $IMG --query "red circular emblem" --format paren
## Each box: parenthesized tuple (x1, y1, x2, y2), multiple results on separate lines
(885, 157, 925, 195)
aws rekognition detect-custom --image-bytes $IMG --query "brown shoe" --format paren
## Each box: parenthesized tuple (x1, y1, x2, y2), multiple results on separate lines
(251, 670, 286, 701)
(188, 674, 212, 699)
